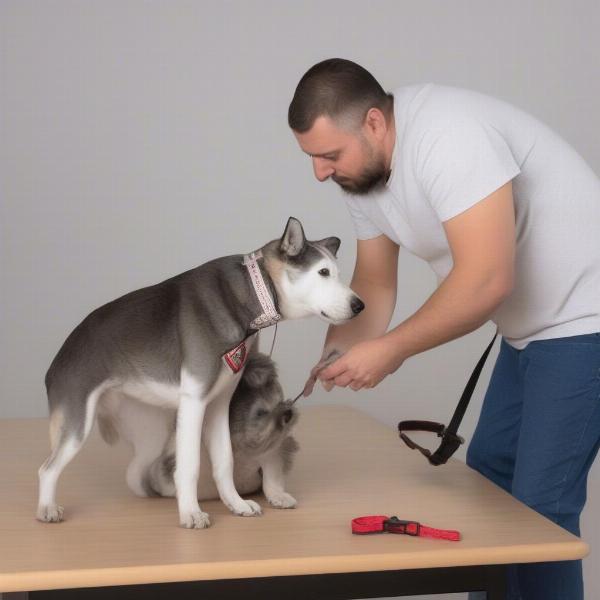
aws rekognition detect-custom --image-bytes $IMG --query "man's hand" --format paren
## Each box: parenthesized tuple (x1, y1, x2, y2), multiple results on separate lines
(302, 349, 343, 397)
(317, 336, 405, 391)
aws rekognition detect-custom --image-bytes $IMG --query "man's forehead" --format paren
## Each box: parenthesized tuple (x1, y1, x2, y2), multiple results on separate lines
(294, 115, 353, 156)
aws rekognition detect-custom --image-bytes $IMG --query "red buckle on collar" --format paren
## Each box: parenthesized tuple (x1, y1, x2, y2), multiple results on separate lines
(384, 516, 421, 536)
(351, 515, 460, 541)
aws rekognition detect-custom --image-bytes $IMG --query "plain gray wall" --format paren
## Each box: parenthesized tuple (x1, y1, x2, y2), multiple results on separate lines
(1, 2, 598, 599)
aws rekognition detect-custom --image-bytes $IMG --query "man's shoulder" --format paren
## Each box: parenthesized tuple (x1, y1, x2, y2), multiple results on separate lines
(393, 84, 521, 163)
(392, 84, 464, 168)
(394, 83, 492, 128)
(392, 82, 498, 104)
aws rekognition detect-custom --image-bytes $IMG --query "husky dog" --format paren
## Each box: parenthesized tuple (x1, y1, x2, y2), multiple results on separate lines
(37, 217, 364, 528)
(127, 352, 300, 508)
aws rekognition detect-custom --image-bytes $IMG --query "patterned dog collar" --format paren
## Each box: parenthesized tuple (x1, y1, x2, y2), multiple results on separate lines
(243, 251, 281, 330)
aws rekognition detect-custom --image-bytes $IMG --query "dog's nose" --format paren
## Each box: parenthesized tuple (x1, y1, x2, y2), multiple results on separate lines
(351, 296, 365, 315)
(282, 408, 294, 424)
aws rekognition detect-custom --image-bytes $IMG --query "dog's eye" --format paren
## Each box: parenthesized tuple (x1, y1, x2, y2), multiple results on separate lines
(256, 409, 269, 418)
(318, 268, 330, 277)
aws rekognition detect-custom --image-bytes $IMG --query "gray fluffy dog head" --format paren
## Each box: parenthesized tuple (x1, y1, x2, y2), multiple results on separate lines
(229, 352, 299, 456)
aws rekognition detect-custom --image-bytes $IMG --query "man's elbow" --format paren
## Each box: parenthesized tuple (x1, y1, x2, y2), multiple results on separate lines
(488, 271, 514, 306)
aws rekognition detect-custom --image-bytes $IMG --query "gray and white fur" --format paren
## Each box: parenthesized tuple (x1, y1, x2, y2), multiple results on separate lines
(125, 351, 300, 508)
(37, 217, 364, 528)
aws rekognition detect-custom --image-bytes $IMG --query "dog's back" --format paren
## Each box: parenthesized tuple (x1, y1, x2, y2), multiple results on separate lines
(44, 278, 182, 446)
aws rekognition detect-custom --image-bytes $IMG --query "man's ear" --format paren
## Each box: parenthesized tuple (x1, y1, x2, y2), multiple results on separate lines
(316, 236, 341, 257)
(280, 217, 306, 257)
(365, 107, 387, 140)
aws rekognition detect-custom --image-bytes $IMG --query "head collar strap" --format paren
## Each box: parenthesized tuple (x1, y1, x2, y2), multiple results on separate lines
(397, 332, 498, 466)
(243, 251, 281, 330)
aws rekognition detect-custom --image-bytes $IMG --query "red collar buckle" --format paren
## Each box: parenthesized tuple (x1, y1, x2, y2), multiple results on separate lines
(384, 516, 421, 536)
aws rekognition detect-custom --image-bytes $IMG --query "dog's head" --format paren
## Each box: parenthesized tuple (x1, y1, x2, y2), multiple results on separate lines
(263, 217, 364, 325)
(229, 353, 298, 454)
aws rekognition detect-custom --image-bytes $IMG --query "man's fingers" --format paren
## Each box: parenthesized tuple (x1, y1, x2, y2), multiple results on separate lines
(321, 379, 335, 392)
(318, 359, 346, 381)
(333, 373, 353, 387)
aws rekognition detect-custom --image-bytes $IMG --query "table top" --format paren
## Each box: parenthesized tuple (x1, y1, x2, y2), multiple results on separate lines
(0, 404, 589, 592)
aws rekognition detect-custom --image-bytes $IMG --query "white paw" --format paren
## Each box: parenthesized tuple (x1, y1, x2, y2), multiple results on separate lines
(37, 503, 64, 523)
(230, 498, 262, 516)
(179, 509, 211, 529)
(267, 491, 297, 509)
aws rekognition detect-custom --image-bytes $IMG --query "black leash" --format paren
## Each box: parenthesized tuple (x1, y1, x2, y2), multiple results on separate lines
(397, 331, 498, 466)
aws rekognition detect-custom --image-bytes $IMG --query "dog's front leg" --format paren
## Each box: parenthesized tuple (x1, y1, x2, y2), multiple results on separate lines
(203, 394, 262, 517)
(260, 452, 297, 509)
(175, 390, 211, 529)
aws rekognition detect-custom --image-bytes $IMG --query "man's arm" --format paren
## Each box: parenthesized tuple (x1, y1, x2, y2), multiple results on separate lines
(384, 180, 515, 357)
(319, 181, 516, 390)
(322, 233, 400, 357)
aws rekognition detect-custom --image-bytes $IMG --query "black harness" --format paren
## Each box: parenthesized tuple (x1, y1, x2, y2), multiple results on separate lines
(398, 332, 498, 466)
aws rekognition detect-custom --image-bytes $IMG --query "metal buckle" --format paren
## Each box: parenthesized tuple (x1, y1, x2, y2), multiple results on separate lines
(383, 516, 421, 536)
(437, 427, 465, 445)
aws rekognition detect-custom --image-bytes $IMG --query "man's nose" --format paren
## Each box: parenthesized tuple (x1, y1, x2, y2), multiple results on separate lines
(312, 157, 334, 182)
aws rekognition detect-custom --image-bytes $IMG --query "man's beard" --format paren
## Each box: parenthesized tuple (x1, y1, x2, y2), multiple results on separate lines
(332, 141, 390, 196)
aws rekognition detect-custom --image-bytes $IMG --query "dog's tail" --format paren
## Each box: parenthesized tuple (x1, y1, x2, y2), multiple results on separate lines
(96, 407, 120, 445)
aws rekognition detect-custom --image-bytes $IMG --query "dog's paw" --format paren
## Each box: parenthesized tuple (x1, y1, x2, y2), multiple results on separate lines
(179, 509, 211, 529)
(267, 491, 297, 509)
(36, 503, 64, 523)
(230, 498, 262, 517)
(244, 499, 262, 515)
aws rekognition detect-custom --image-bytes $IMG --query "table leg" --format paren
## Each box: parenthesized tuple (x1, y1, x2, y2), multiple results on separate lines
(485, 564, 507, 599)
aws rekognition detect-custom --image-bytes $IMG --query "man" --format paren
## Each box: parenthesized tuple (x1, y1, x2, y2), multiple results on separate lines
(288, 58, 600, 600)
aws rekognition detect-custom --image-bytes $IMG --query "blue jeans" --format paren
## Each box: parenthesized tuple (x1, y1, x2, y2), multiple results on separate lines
(466, 332, 600, 600)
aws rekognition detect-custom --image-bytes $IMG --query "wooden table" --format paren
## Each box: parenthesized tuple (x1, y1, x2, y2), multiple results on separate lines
(0, 405, 589, 599)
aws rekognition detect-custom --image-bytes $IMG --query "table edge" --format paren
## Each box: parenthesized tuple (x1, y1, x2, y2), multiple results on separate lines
(0, 539, 589, 593)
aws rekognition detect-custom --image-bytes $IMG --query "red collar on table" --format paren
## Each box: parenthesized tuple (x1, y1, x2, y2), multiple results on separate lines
(351, 515, 460, 541)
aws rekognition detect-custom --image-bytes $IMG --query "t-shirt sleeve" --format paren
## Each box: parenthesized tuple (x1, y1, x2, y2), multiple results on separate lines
(415, 118, 521, 222)
(344, 197, 383, 240)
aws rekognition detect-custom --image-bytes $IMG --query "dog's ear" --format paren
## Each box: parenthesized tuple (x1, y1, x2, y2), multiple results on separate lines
(242, 353, 277, 388)
(316, 236, 341, 257)
(280, 217, 306, 257)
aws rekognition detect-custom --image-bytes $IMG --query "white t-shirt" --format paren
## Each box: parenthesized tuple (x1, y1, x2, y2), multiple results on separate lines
(345, 83, 600, 349)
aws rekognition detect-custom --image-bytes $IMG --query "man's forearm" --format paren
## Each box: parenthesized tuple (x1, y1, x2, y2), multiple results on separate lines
(323, 277, 397, 356)
(382, 267, 510, 361)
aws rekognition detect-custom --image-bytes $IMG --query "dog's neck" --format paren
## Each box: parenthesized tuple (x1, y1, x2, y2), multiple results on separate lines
(242, 251, 281, 331)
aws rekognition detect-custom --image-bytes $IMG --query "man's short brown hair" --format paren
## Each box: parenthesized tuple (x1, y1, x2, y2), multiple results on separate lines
(288, 58, 393, 133)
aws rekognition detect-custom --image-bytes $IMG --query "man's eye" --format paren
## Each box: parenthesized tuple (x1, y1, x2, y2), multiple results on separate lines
(256, 409, 269, 418)
(319, 268, 330, 277)
(309, 153, 338, 161)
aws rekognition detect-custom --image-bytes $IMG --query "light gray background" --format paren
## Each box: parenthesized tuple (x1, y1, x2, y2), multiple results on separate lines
(1, 1, 598, 598)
